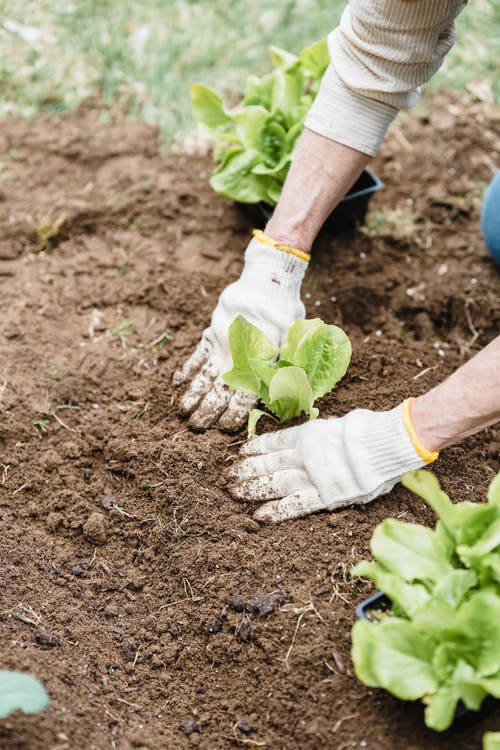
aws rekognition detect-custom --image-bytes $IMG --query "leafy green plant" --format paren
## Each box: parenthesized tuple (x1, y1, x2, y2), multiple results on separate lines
(222, 316, 351, 436)
(0, 671, 49, 718)
(351, 469, 500, 731)
(190, 39, 329, 205)
(484, 732, 500, 750)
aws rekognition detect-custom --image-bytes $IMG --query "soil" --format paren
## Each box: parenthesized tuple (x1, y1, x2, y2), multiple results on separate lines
(0, 92, 499, 750)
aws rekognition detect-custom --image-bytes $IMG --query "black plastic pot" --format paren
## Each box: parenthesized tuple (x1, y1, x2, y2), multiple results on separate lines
(239, 168, 384, 236)
(356, 592, 497, 728)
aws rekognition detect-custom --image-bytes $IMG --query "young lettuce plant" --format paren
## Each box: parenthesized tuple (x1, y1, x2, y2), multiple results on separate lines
(351, 469, 500, 732)
(189, 39, 330, 205)
(222, 316, 351, 436)
(0, 671, 48, 719)
(484, 732, 500, 750)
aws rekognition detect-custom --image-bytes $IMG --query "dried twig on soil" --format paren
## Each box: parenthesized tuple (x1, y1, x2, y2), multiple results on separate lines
(52, 411, 78, 432)
(283, 601, 323, 671)
(332, 713, 359, 732)
(2, 603, 42, 626)
(413, 364, 439, 380)
(1, 464, 9, 484)
(12, 482, 29, 496)
(460, 299, 481, 355)
(156, 595, 202, 612)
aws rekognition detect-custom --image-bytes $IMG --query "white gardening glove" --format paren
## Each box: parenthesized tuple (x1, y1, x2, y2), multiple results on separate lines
(174, 234, 309, 431)
(227, 399, 438, 521)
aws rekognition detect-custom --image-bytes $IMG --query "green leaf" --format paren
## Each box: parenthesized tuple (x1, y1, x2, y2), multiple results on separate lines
(222, 316, 276, 395)
(445, 591, 500, 676)
(488, 472, 500, 505)
(0, 671, 49, 719)
(210, 148, 277, 203)
(370, 518, 454, 583)
(412, 602, 456, 640)
(189, 83, 232, 129)
(352, 560, 430, 617)
(265, 366, 317, 422)
(458, 517, 500, 564)
(233, 106, 288, 167)
(233, 112, 287, 167)
(243, 72, 276, 109)
(430, 569, 477, 608)
(484, 733, 500, 750)
(279, 319, 323, 361)
(251, 151, 291, 175)
(247, 408, 278, 440)
(352, 619, 437, 701)
(452, 661, 489, 710)
(271, 65, 304, 127)
(402, 470, 498, 547)
(299, 39, 330, 79)
(282, 320, 351, 399)
(285, 120, 304, 152)
(424, 686, 460, 732)
(268, 45, 299, 70)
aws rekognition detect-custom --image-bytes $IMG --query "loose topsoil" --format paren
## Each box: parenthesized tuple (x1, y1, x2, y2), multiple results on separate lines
(0, 92, 499, 750)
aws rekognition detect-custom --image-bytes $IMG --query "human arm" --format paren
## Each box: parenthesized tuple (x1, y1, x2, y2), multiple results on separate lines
(412, 336, 500, 450)
(228, 337, 500, 521)
(267, 0, 466, 250)
(175, 0, 466, 429)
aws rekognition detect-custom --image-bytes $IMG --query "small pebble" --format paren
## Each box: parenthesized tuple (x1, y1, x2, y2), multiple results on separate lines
(179, 718, 199, 736)
(471, 277, 477, 285)
(330, 296, 336, 302)
(304, 292, 311, 299)
(314, 300, 321, 307)
(438, 349, 445, 357)
(359, 252, 366, 259)
(235, 715, 253, 734)
(375, 330, 382, 337)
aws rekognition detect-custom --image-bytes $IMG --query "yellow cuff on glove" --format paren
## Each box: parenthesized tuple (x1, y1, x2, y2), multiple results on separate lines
(402, 398, 439, 464)
(252, 229, 311, 263)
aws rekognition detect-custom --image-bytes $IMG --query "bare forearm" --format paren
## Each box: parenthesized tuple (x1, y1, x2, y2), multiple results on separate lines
(265, 128, 369, 252)
(412, 337, 500, 451)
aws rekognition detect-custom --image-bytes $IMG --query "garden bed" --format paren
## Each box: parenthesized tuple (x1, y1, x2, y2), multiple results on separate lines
(0, 92, 499, 750)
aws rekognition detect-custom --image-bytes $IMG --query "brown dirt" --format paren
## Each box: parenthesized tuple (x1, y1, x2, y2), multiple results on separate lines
(0, 92, 499, 750)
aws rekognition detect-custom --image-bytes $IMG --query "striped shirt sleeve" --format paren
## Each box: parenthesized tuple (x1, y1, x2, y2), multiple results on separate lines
(304, 0, 467, 156)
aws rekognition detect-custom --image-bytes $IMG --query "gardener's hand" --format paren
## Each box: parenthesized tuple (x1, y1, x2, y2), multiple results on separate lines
(227, 400, 438, 520)
(174, 234, 309, 431)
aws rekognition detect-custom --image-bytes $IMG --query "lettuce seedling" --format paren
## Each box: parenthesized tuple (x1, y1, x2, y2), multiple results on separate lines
(190, 39, 330, 205)
(484, 732, 500, 750)
(0, 671, 48, 718)
(222, 316, 351, 436)
(351, 469, 500, 731)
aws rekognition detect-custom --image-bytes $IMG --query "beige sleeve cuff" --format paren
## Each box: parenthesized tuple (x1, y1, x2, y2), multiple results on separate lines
(304, 64, 398, 157)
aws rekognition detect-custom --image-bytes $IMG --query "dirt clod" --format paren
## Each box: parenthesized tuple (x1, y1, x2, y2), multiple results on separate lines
(82, 511, 107, 545)
(35, 632, 61, 649)
(179, 719, 199, 736)
(227, 593, 246, 612)
(248, 590, 286, 617)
